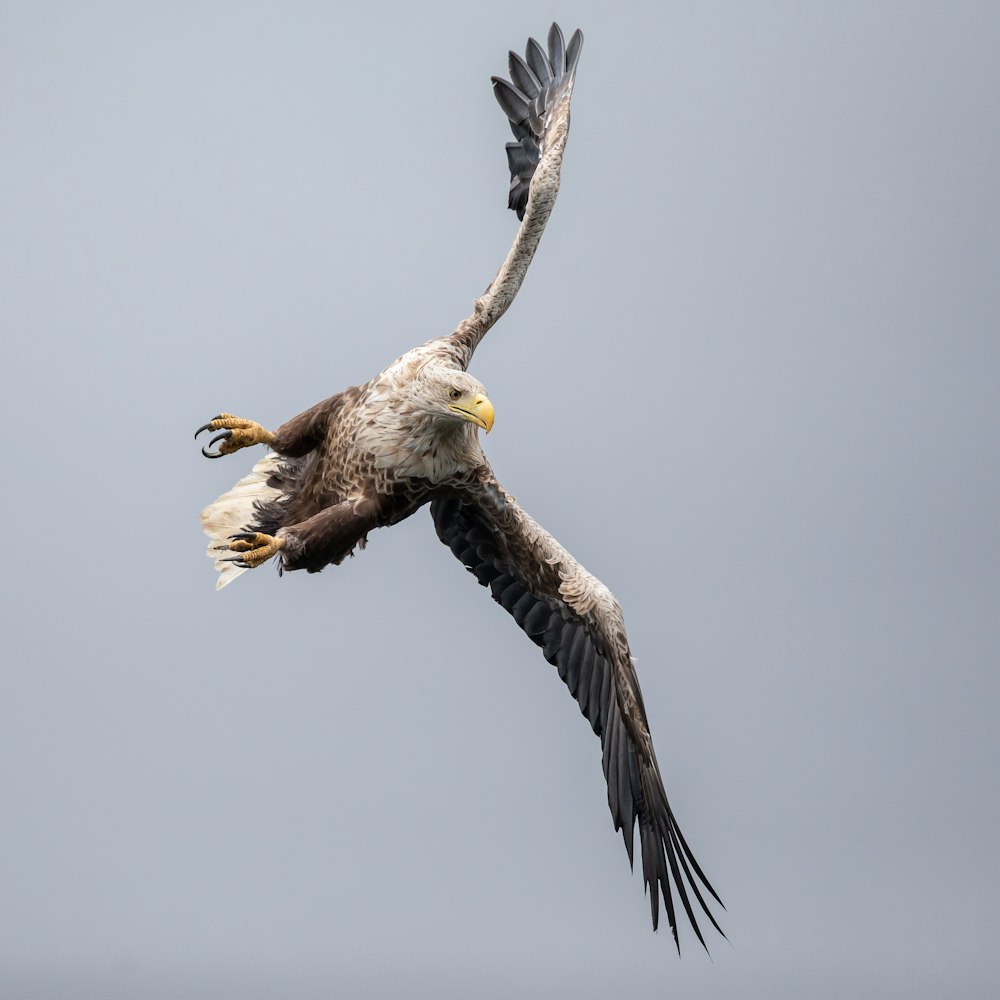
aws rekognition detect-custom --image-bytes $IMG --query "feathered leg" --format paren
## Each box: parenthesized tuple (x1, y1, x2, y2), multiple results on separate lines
(277, 501, 382, 573)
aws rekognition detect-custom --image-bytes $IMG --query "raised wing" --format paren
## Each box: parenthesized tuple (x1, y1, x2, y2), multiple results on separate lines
(438, 23, 584, 370)
(430, 476, 725, 951)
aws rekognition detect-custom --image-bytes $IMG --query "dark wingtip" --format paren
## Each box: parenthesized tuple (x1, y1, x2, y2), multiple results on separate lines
(566, 29, 584, 77)
(670, 922, 682, 955)
(508, 49, 541, 99)
(547, 22, 566, 76)
(495, 24, 583, 218)
(524, 35, 552, 86)
(492, 77, 530, 125)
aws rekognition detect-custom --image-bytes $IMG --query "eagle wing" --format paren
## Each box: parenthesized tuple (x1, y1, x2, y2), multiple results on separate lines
(430, 476, 724, 950)
(439, 23, 584, 370)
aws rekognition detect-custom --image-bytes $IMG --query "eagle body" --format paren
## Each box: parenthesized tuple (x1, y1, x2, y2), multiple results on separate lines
(197, 23, 724, 951)
(249, 351, 492, 571)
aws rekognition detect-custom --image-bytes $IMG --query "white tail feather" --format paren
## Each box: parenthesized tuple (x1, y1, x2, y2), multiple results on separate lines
(200, 452, 283, 590)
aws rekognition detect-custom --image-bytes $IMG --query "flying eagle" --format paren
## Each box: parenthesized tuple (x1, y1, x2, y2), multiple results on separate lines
(196, 23, 723, 951)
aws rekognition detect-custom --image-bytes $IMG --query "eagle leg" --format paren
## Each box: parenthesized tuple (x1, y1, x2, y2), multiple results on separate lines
(219, 531, 285, 569)
(195, 413, 275, 458)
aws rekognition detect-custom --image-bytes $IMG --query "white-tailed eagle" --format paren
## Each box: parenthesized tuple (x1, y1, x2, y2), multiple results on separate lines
(196, 23, 724, 951)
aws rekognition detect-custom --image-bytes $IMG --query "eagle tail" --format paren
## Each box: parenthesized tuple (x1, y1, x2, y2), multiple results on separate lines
(199, 452, 283, 590)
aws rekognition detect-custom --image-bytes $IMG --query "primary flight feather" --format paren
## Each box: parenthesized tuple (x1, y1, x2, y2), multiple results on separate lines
(196, 22, 724, 951)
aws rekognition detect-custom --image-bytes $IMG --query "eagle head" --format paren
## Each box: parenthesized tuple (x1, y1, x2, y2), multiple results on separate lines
(411, 366, 495, 434)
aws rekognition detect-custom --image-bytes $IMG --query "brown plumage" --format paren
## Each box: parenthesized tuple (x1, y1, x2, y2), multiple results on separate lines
(197, 22, 723, 951)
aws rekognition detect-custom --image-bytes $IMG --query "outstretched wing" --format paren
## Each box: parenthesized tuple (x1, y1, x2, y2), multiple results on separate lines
(430, 475, 725, 951)
(437, 23, 584, 370)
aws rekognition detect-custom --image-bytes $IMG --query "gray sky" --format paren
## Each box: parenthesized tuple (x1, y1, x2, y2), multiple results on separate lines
(3, 1, 999, 997)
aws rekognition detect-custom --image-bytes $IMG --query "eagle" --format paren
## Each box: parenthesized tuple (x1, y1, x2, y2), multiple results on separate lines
(196, 23, 724, 951)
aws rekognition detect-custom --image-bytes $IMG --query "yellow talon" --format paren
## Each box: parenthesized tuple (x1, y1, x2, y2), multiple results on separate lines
(226, 532, 285, 568)
(195, 413, 275, 458)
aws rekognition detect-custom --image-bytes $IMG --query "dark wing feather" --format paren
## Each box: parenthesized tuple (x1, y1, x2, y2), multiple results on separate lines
(493, 22, 583, 220)
(547, 22, 566, 77)
(430, 481, 725, 951)
(525, 35, 553, 87)
(492, 78, 531, 128)
(507, 50, 541, 99)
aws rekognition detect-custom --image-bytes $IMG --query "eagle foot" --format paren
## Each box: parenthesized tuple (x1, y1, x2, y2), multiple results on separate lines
(195, 413, 275, 458)
(219, 532, 285, 569)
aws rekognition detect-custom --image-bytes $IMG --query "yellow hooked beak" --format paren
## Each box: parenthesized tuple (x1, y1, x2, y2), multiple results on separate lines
(448, 393, 495, 433)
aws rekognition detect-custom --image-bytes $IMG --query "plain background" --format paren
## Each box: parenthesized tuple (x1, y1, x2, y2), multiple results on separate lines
(3, 1, 999, 997)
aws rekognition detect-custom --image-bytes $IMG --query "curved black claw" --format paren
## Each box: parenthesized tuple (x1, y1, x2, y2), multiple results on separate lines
(200, 431, 232, 459)
(220, 531, 284, 569)
(225, 532, 256, 565)
(194, 416, 225, 440)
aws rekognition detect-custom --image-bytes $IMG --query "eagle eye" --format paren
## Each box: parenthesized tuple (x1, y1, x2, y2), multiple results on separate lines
(448, 388, 462, 400)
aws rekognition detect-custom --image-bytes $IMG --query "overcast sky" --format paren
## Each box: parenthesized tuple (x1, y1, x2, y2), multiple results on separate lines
(3, 1, 999, 997)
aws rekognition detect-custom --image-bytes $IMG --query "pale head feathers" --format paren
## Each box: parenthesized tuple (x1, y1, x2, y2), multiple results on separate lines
(400, 365, 489, 426)
(354, 361, 490, 481)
